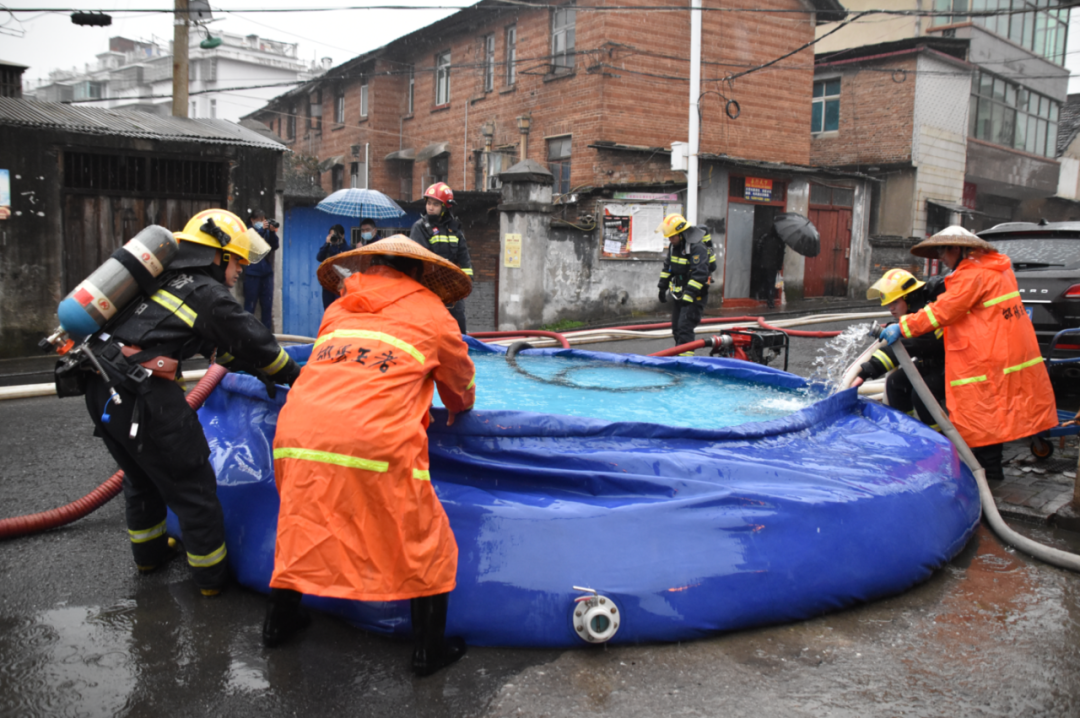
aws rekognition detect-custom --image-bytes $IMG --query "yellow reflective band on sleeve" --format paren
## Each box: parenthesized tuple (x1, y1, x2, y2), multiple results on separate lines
(428, 235, 459, 245)
(924, 305, 940, 329)
(313, 330, 425, 365)
(187, 543, 227, 568)
(687, 280, 704, 290)
(1003, 356, 1044, 374)
(950, 375, 987, 387)
(871, 350, 895, 372)
(659, 272, 671, 279)
(218, 352, 235, 365)
(670, 257, 688, 265)
(274, 447, 390, 473)
(466, 373, 475, 390)
(128, 519, 167, 544)
(984, 291, 1020, 308)
(462, 268, 473, 276)
(151, 290, 197, 327)
(413, 469, 431, 481)
(261, 348, 289, 375)
(702, 233, 712, 242)
(900, 315, 913, 338)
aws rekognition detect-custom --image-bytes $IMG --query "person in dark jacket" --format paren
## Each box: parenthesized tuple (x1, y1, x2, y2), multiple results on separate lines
(656, 213, 713, 353)
(73, 209, 301, 596)
(316, 224, 351, 309)
(854, 268, 946, 425)
(409, 182, 473, 333)
(244, 209, 280, 330)
(752, 225, 786, 308)
(356, 217, 380, 246)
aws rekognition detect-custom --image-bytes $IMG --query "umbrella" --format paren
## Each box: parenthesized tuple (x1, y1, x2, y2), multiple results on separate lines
(772, 213, 820, 257)
(315, 188, 405, 220)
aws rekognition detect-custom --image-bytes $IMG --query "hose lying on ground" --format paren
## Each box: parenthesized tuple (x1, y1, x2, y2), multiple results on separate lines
(888, 338, 1080, 573)
(0, 363, 229, 540)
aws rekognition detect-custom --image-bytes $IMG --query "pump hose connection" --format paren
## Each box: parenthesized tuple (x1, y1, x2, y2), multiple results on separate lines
(0, 363, 229, 540)
(865, 322, 1080, 573)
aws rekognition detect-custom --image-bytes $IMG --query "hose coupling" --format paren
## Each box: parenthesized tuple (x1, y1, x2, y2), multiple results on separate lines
(571, 586, 620, 643)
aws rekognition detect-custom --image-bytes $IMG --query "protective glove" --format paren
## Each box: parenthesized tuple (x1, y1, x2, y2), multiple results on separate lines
(880, 323, 902, 345)
(658, 288, 667, 304)
(276, 357, 302, 387)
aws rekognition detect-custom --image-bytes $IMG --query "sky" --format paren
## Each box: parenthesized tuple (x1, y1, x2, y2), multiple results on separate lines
(3, 3, 1080, 97)
(1, 1, 459, 88)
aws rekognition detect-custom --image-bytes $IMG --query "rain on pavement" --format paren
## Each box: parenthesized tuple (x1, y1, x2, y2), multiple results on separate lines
(2, 318, 1078, 717)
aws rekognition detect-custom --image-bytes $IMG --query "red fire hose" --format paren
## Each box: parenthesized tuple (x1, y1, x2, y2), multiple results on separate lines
(0, 363, 230, 540)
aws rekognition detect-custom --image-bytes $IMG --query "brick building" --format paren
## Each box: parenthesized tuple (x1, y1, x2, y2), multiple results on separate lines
(249, 0, 875, 333)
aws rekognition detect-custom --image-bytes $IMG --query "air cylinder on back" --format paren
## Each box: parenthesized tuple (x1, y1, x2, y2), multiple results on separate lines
(57, 225, 178, 340)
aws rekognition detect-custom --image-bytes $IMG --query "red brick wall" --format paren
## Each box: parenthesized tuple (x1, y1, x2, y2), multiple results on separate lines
(252, 0, 823, 200)
(810, 55, 917, 167)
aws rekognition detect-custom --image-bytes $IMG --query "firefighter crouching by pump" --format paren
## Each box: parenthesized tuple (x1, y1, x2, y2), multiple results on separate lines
(656, 213, 716, 353)
(852, 268, 947, 426)
(879, 225, 1058, 482)
(66, 209, 301, 596)
(409, 182, 473, 333)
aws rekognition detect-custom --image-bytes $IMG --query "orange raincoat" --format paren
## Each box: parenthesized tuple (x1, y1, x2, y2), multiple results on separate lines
(900, 250, 1057, 448)
(269, 266, 475, 601)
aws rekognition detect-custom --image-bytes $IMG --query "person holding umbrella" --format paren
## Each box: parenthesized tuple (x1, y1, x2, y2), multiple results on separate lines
(316, 224, 350, 309)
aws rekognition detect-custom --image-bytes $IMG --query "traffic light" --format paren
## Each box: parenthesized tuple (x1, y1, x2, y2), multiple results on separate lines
(71, 12, 112, 27)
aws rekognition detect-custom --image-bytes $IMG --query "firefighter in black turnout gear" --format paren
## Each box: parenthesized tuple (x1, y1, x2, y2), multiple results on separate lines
(74, 209, 301, 595)
(657, 213, 716, 352)
(409, 182, 473, 333)
(854, 268, 947, 425)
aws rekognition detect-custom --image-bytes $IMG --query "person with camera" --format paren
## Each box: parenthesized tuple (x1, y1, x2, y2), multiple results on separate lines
(244, 209, 280, 330)
(317, 224, 351, 308)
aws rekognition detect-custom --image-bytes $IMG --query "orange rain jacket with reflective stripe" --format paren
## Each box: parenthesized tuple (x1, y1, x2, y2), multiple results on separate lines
(270, 266, 475, 601)
(899, 250, 1057, 448)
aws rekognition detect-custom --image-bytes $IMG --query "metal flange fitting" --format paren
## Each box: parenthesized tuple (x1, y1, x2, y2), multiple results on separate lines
(571, 586, 620, 643)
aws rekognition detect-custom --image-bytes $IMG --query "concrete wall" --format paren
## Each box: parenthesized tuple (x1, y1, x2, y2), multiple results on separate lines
(874, 168, 916, 237)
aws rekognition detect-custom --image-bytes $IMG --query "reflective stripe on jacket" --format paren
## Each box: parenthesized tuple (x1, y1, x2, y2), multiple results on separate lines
(409, 214, 474, 278)
(270, 265, 475, 602)
(659, 232, 712, 303)
(899, 250, 1057, 447)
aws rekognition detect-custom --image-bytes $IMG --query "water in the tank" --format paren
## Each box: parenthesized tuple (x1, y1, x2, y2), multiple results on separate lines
(432, 351, 818, 429)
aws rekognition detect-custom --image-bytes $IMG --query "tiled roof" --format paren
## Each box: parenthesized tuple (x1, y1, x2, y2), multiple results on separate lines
(0, 97, 286, 150)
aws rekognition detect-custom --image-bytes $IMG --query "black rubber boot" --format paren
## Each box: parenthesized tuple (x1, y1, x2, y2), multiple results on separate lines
(972, 443, 1005, 483)
(411, 593, 467, 677)
(262, 588, 311, 648)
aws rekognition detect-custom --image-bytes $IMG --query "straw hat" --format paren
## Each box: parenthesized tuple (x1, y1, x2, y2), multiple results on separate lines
(316, 234, 472, 304)
(910, 225, 998, 259)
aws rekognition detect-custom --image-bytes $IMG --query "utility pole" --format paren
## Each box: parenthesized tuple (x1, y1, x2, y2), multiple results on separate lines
(686, 0, 701, 224)
(172, 0, 189, 117)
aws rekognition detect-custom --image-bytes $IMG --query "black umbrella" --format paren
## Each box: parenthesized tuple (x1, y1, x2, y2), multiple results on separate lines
(772, 213, 820, 257)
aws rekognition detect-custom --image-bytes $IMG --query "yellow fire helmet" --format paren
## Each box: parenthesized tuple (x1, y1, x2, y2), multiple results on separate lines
(867, 268, 926, 306)
(657, 213, 690, 238)
(174, 208, 271, 265)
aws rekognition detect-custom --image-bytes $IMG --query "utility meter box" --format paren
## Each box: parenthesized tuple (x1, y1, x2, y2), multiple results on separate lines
(670, 141, 689, 172)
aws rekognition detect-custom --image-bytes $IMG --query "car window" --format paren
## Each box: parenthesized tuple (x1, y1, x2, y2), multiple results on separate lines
(986, 237, 1080, 267)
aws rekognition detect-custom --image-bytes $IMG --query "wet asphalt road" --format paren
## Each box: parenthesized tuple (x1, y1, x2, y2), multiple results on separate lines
(2, 315, 1080, 717)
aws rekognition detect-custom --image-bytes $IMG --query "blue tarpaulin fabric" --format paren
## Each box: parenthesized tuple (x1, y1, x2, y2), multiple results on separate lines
(180, 339, 980, 647)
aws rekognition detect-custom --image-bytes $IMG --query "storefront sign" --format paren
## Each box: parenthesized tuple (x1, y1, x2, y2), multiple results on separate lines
(745, 177, 773, 202)
(504, 233, 522, 267)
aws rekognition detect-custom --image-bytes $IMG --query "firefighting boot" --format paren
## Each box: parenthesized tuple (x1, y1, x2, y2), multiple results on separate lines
(262, 588, 311, 648)
(410, 593, 467, 677)
(136, 537, 181, 574)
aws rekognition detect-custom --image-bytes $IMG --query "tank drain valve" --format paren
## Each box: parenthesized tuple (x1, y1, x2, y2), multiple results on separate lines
(571, 586, 620, 643)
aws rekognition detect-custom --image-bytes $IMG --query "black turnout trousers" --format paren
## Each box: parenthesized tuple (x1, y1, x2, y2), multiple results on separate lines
(84, 374, 228, 589)
(671, 298, 706, 347)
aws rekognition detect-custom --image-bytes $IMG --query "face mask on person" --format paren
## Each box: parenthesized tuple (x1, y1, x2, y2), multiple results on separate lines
(253, 221, 264, 230)
(361, 231, 375, 241)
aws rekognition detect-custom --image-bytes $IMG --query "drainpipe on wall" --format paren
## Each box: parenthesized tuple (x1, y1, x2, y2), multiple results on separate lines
(464, 98, 469, 189)
(687, 0, 702, 224)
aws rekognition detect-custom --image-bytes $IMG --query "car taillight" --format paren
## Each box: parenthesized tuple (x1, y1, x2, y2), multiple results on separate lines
(1065, 284, 1080, 298)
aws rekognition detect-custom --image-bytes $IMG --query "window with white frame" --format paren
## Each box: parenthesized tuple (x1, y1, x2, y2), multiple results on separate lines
(360, 82, 369, 118)
(548, 136, 572, 194)
(506, 25, 517, 85)
(551, 6, 576, 73)
(435, 51, 451, 105)
(407, 65, 415, 114)
(932, 0, 1069, 66)
(351, 161, 367, 189)
(335, 87, 345, 123)
(969, 68, 1059, 158)
(483, 34, 496, 92)
(811, 78, 840, 133)
(210, 98, 217, 119)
